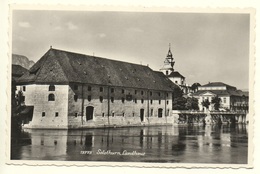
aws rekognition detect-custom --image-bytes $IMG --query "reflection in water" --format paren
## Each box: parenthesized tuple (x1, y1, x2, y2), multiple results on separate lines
(11, 124, 248, 164)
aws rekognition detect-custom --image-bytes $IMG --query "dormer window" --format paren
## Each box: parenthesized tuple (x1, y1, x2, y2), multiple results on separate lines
(49, 85, 55, 91)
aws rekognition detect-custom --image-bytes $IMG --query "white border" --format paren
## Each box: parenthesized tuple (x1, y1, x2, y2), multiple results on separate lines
(1, 0, 259, 174)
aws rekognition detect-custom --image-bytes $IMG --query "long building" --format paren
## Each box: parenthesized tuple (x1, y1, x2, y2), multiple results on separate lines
(16, 48, 179, 129)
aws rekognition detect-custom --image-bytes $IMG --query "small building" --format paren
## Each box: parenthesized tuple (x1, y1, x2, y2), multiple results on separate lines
(192, 82, 249, 112)
(16, 48, 178, 129)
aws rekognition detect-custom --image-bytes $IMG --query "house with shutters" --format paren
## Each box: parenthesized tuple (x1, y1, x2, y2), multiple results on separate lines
(16, 48, 179, 129)
(192, 82, 249, 112)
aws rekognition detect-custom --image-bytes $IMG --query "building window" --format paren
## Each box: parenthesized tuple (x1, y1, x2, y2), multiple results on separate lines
(111, 97, 114, 103)
(55, 112, 59, 117)
(150, 91, 152, 96)
(49, 85, 55, 91)
(102, 113, 105, 117)
(135, 90, 137, 94)
(167, 109, 170, 116)
(122, 89, 125, 94)
(23, 86, 26, 91)
(122, 97, 125, 103)
(75, 113, 78, 117)
(159, 100, 161, 104)
(141, 99, 144, 104)
(74, 85, 78, 90)
(42, 112, 45, 117)
(122, 112, 125, 117)
(74, 95, 78, 102)
(48, 94, 55, 101)
(175, 81, 178, 84)
(167, 100, 169, 105)
(112, 112, 115, 117)
(88, 95, 91, 102)
(88, 86, 92, 91)
(166, 93, 169, 97)
(134, 98, 137, 103)
(132, 113, 135, 117)
(150, 99, 153, 104)
(166, 70, 168, 75)
(141, 91, 144, 95)
(158, 108, 163, 118)
(223, 97, 226, 103)
(151, 109, 153, 117)
(158, 92, 161, 96)
(100, 87, 103, 92)
(111, 88, 114, 93)
(99, 96, 103, 103)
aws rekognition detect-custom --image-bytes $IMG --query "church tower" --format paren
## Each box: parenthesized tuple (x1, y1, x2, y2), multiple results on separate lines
(160, 43, 175, 76)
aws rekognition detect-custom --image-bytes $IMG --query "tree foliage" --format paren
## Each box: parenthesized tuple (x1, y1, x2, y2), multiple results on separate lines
(191, 82, 201, 92)
(186, 97, 199, 110)
(201, 99, 210, 109)
(211, 96, 221, 110)
(173, 97, 187, 110)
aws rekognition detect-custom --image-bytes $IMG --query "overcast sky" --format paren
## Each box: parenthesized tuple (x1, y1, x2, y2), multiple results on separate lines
(12, 10, 250, 90)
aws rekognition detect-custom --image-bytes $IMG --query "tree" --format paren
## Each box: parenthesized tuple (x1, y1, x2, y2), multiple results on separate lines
(201, 99, 210, 110)
(191, 82, 201, 92)
(211, 96, 221, 110)
(186, 97, 199, 110)
(173, 97, 187, 110)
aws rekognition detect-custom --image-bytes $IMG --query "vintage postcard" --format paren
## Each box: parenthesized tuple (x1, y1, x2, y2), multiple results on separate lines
(6, 5, 255, 168)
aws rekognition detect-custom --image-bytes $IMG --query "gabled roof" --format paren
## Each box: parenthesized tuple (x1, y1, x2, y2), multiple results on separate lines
(168, 71, 185, 78)
(17, 48, 176, 91)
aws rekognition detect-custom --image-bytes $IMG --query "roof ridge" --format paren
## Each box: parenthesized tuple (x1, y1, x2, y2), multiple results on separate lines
(31, 49, 51, 81)
(51, 48, 149, 68)
(50, 49, 70, 83)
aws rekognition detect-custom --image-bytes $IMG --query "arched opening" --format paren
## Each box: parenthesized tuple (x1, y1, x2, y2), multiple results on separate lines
(158, 108, 163, 118)
(86, 106, 94, 121)
(48, 94, 55, 101)
(140, 109, 144, 122)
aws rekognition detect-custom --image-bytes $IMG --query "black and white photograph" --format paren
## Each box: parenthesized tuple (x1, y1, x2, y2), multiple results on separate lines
(9, 7, 253, 166)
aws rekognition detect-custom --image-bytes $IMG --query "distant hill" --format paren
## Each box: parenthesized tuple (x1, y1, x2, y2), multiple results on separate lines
(12, 54, 35, 69)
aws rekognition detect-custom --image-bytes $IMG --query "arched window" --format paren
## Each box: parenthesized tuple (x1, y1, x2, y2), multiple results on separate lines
(158, 108, 163, 118)
(49, 85, 55, 91)
(48, 94, 55, 101)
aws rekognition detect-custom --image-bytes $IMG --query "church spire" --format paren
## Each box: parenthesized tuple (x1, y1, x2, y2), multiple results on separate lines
(160, 43, 175, 76)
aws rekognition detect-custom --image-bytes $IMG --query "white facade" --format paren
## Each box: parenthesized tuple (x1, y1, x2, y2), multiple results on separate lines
(17, 84, 69, 129)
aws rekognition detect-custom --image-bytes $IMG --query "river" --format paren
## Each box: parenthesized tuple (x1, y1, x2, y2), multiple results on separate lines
(11, 124, 248, 164)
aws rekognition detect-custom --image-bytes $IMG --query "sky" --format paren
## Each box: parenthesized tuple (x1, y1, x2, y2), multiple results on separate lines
(12, 10, 250, 90)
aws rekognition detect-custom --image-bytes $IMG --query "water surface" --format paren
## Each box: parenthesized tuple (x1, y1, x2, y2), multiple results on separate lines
(11, 124, 248, 164)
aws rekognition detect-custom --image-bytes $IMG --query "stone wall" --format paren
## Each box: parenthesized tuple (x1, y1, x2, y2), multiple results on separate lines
(18, 84, 69, 129)
(67, 83, 173, 129)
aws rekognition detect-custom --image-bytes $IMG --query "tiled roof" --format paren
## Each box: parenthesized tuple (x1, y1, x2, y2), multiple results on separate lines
(168, 71, 185, 78)
(17, 48, 177, 91)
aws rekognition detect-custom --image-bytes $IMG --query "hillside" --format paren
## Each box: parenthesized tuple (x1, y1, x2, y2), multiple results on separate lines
(12, 54, 35, 69)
